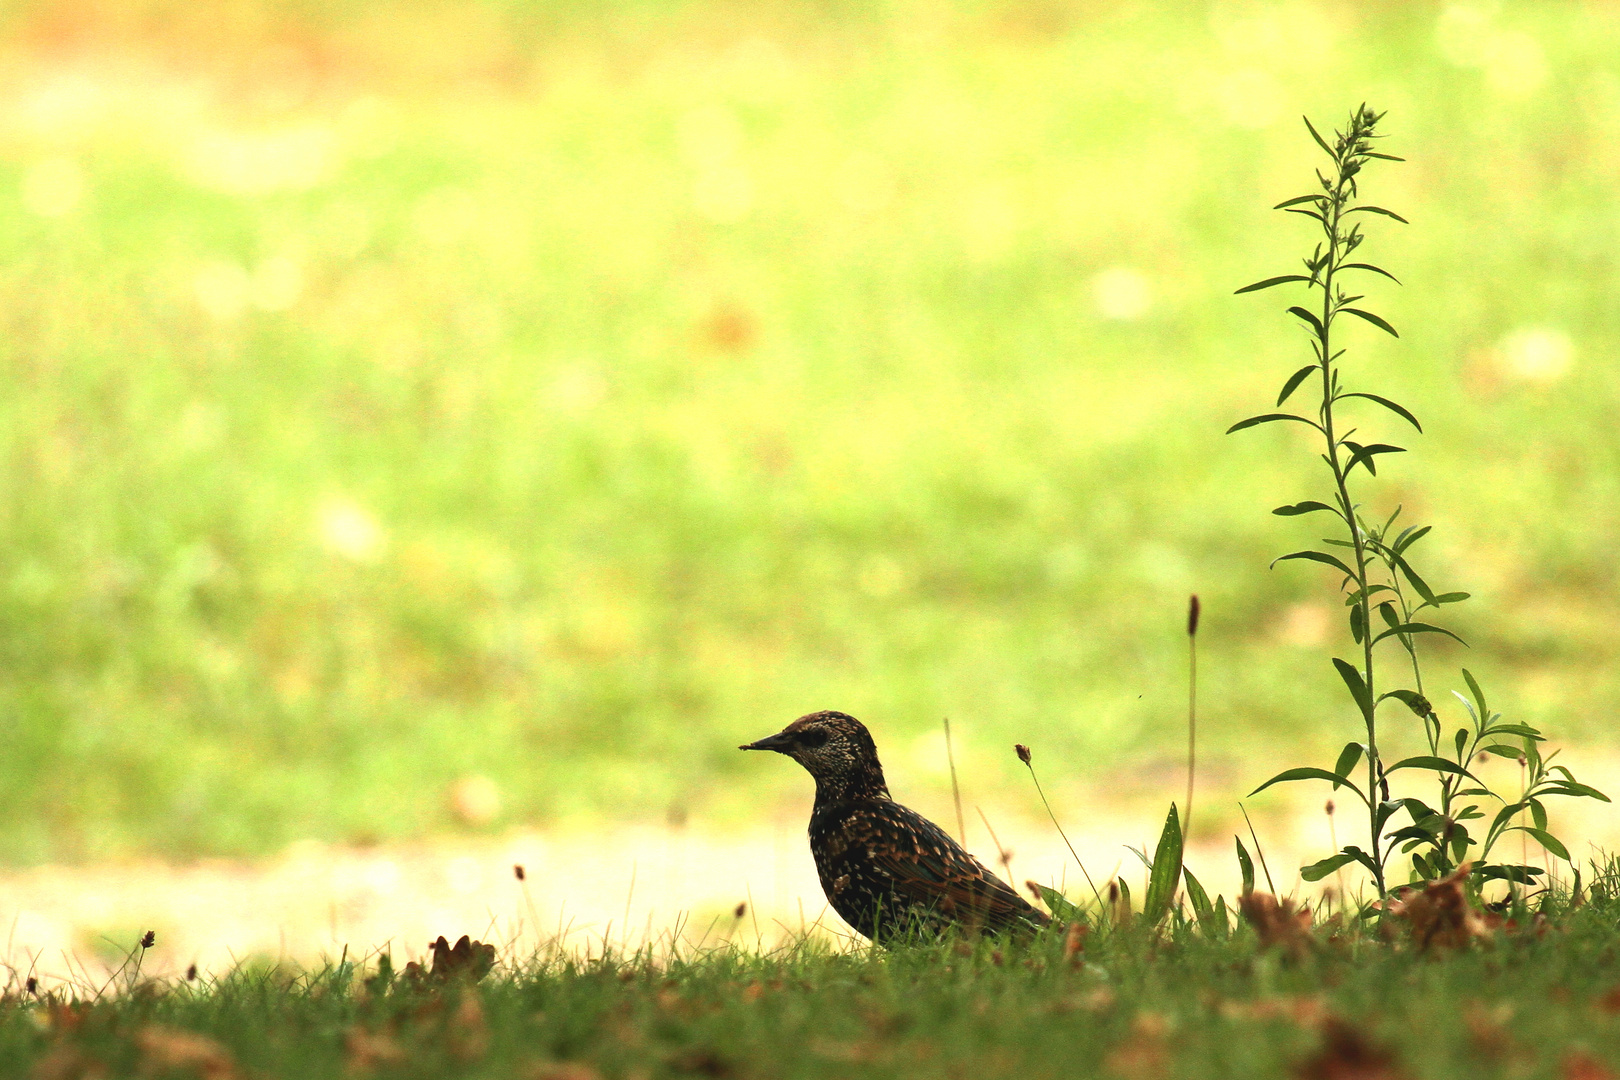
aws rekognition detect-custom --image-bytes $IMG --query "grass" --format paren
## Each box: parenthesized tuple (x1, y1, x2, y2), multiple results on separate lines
(9, 885, 1620, 1079)
(0, 1, 1617, 862)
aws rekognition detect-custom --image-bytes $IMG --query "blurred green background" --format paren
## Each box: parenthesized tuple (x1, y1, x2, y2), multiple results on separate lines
(0, 0, 1614, 863)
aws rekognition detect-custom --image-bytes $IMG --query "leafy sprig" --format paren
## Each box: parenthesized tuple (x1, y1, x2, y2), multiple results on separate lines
(1231, 106, 1606, 901)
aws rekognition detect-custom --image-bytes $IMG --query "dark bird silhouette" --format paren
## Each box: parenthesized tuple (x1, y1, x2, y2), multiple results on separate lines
(741, 710, 1049, 941)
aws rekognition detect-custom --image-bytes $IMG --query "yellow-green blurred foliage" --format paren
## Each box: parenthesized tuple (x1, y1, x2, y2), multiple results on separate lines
(0, 0, 1615, 860)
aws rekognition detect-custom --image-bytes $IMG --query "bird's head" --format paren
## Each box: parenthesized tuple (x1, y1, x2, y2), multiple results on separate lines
(740, 710, 888, 797)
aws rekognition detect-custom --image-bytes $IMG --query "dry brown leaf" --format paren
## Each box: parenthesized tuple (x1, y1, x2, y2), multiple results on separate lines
(1377, 864, 1491, 951)
(403, 934, 497, 991)
(1293, 1018, 1408, 1080)
(1240, 892, 1314, 954)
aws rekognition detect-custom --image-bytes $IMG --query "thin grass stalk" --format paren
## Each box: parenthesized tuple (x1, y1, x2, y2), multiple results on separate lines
(1186, 594, 1200, 839)
(1016, 745, 1104, 910)
(944, 717, 966, 844)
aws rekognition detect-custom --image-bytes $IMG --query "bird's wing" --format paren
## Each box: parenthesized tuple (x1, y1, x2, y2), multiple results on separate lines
(845, 802, 1047, 928)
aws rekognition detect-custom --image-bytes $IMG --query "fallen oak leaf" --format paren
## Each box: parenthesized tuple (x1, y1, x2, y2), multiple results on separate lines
(404, 935, 498, 990)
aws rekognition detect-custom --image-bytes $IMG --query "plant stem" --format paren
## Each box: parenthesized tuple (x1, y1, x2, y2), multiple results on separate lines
(1302, 114, 1393, 900)
(1020, 759, 1105, 910)
(943, 717, 966, 845)
(1315, 123, 1386, 897)
(1186, 594, 1200, 840)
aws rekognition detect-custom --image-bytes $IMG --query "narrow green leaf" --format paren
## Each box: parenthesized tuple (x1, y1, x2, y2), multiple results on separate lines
(1288, 306, 1326, 335)
(1143, 804, 1185, 925)
(1273, 550, 1357, 578)
(1302, 115, 1334, 157)
(1284, 207, 1327, 223)
(1387, 825, 1435, 846)
(1480, 723, 1543, 740)
(1392, 524, 1432, 553)
(1182, 868, 1216, 934)
(1529, 799, 1548, 832)
(1341, 308, 1399, 337)
(1479, 744, 1525, 759)
(1434, 591, 1471, 605)
(1273, 195, 1327, 210)
(1486, 801, 1525, 840)
(1273, 501, 1340, 518)
(1399, 796, 1439, 822)
(1277, 363, 1319, 405)
(1300, 852, 1359, 883)
(1517, 827, 1570, 862)
(1378, 689, 1430, 718)
(1333, 742, 1365, 784)
(1390, 553, 1437, 605)
(1236, 275, 1312, 295)
(1541, 781, 1611, 802)
(1340, 262, 1401, 284)
(1462, 669, 1489, 721)
(1235, 837, 1255, 896)
(1349, 205, 1410, 223)
(1338, 392, 1421, 432)
(1365, 152, 1406, 162)
(1332, 657, 1373, 718)
(1386, 755, 1478, 781)
(1370, 622, 1468, 647)
(1375, 799, 1406, 831)
(1035, 884, 1085, 922)
(1250, 766, 1365, 802)
(1344, 441, 1406, 476)
(1338, 846, 1379, 877)
(1226, 412, 1321, 435)
(1454, 728, 1468, 758)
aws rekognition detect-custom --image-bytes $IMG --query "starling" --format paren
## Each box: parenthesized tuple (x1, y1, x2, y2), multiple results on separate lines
(741, 710, 1049, 941)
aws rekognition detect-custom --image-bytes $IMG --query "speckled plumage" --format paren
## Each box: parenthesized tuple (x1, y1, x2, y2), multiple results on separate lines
(741, 710, 1049, 941)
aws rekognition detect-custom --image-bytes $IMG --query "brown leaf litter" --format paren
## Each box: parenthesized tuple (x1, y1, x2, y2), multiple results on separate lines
(1293, 1018, 1409, 1080)
(1374, 864, 1492, 950)
(1240, 892, 1314, 954)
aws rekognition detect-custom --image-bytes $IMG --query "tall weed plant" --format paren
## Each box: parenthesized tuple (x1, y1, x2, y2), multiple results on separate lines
(1231, 106, 1607, 900)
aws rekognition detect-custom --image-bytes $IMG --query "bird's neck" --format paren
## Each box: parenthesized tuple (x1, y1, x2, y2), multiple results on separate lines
(812, 763, 890, 806)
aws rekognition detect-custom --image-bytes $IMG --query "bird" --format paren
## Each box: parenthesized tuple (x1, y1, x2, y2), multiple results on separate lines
(740, 710, 1050, 942)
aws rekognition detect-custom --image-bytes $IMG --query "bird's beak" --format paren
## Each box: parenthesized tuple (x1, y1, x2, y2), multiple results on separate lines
(739, 730, 795, 753)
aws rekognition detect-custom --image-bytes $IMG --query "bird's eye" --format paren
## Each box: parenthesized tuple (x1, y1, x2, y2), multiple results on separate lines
(797, 729, 830, 749)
